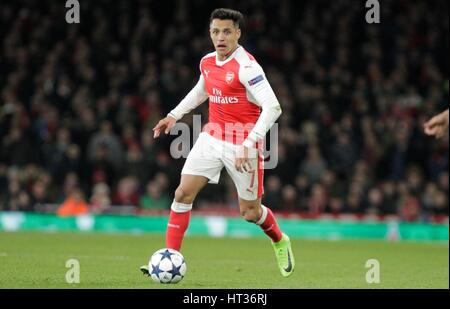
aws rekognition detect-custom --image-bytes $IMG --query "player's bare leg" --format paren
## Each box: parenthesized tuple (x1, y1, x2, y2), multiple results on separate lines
(141, 174, 208, 276)
(239, 197, 295, 277)
(175, 174, 210, 203)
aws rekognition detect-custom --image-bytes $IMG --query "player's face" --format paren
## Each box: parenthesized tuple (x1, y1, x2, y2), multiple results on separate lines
(210, 19, 241, 60)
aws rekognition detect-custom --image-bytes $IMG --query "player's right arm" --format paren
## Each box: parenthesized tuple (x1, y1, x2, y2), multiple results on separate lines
(153, 75, 208, 138)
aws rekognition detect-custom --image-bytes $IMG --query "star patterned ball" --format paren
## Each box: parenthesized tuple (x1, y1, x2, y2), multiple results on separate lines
(149, 248, 187, 284)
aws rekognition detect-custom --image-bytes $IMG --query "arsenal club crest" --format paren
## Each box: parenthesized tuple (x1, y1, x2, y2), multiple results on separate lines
(225, 71, 234, 84)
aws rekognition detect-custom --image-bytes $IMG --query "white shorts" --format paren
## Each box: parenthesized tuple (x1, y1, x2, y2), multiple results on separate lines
(181, 132, 264, 201)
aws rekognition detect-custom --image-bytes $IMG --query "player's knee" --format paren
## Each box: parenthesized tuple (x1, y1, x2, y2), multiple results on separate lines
(174, 186, 195, 204)
(241, 207, 260, 223)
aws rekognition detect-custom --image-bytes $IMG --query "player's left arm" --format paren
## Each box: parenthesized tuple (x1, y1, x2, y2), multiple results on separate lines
(235, 63, 282, 172)
(240, 63, 282, 148)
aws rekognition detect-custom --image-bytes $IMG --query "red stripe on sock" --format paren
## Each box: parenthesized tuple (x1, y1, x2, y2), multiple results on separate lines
(166, 210, 191, 251)
(257, 153, 264, 198)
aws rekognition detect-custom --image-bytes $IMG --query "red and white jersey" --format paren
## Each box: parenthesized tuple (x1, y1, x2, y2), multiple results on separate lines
(169, 45, 281, 148)
(200, 46, 261, 144)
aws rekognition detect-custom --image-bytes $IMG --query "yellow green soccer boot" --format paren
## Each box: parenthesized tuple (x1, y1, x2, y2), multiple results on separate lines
(272, 233, 295, 277)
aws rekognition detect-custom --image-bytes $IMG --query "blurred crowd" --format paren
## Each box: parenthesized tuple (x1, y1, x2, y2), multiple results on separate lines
(0, 0, 448, 221)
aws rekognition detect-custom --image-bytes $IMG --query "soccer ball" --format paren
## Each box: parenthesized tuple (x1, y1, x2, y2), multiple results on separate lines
(149, 248, 187, 284)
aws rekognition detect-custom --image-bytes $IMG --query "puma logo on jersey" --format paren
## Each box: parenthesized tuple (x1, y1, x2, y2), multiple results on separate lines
(204, 70, 210, 78)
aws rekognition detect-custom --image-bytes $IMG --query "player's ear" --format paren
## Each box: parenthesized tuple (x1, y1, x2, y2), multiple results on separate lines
(236, 28, 241, 39)
(209, 28, 214, 40)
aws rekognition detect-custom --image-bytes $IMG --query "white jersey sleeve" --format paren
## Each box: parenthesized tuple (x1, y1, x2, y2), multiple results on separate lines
(168, 75, 208, 121)
(239, 63, 282, 148)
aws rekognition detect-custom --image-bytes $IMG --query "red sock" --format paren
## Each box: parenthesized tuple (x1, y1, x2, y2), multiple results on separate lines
(256, 205, 282, 242)
(165, 201, 192, 251)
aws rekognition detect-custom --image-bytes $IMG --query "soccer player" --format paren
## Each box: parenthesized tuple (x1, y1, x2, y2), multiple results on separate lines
(423, 108, 449, 139)
(141, 8, 294, 277)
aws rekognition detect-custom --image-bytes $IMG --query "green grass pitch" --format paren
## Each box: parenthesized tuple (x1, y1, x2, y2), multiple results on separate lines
(0, 231, 447, 288)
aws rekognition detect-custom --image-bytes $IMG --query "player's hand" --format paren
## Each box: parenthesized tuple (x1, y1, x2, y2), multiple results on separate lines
(235, 145, 253, 173)
(153, 115, 177, 138)
(423, 109, 449, 139)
